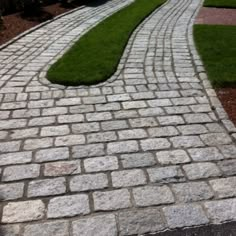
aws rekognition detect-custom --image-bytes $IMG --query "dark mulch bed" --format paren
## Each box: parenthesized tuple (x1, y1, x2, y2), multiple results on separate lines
(0, 3, 81, 46)
(195, 7, 236, 25)
(217, 88, 236, 125)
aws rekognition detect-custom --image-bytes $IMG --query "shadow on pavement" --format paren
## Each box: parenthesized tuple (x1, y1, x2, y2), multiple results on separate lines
(145, 222, 236, 236)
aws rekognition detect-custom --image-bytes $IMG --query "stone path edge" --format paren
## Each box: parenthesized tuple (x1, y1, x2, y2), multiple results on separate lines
(189, 0, 236, 138)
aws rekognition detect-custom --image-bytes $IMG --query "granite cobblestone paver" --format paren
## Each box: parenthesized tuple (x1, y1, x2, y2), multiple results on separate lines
(0, 0, 236, 234)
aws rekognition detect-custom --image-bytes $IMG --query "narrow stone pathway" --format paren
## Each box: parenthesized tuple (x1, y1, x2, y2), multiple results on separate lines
(0, 0, 236, 235)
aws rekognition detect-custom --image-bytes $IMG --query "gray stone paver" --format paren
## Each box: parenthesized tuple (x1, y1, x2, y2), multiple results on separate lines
(0, 0, 236, 234)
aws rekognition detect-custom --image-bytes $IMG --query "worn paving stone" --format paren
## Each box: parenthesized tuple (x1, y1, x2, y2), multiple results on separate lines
(170, 136, 204, 148)
(200, 133, 232, 146)
(35, 147, 69, 162)
(141, 138, 171, 151)
(163, 204, 209, 228)
(44, 160, 81, 176)
(111, 169, 146, 187)
(120, 152, 156, 168)
(28, 177, 66, 197)
(87, 131, 117, 143)
(209, 177, 236, 199)
(156, 150, 190, 165)
(118, 208, 166, 235)
(172, 182, 214, 203)
(177, 124, 207, 135)
(148, 166, 185, 183)
(24, 137, 53, 150)
(47, 194, 90, 218)
(107, 140, 139, 154)
(133, 186, 174, 207)
(93, 189, 131, 211)
(2, 164, 40, 182)
(70, 173, 108, 192)
(24, 221, 69, 236)
(204, 199, 236, 223)
(129, 117, 157, 128)
(72, 144, 105, 158)
(1, 225, 21, 236)
(55, 134, 86, 146)
(72, 214, 117, 236)
(72, 122, 100, 134)
(183, 163, 221, 180)
(101, 120, 128, 130)
(2, 200, 45, 223)
(188, 147, 224, 162)
(0, 182, 24, 200)
(0, 151, 32, 166)
(148, 126, 179, 137)
(84, 156, 118, 172)
(217, 159, 236, 176)
(118, 128, 147, 140)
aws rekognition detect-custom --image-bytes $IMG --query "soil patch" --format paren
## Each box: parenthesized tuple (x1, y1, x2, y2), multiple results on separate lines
(195, 7, 236, 25)
(0, 3, 81, 46)
(217, 87, 236, 125)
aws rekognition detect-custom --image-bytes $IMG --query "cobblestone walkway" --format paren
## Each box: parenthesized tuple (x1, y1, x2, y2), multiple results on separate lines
(1, 0, 236, 235)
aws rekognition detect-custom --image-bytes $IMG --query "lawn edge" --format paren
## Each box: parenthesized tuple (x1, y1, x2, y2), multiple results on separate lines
(46, 0, 167, 86)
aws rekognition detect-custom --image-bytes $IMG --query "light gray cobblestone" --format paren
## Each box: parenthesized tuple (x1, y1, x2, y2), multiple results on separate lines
(209, 177, 236, 199)
(28, 177, 66, 197)
(111, 169, 146, 187)
(172, 182, 214, 202)
(72, 214, 117, 236)
(93, 189, 131, 211)
(24, 221, 69, 236)
(183, 163, 221, 180)
(47, 194, 90, 218)
(120, 152, 156, 168)
(84, 156, 118, 172)
(70, 173, 108, 192)
(204, 199, 236, 223)
(2, 164, 40, 182)
(118, 208, 165, 235)
(148, 166, 185, 183)
(163, 204, 209, 228)
(0, 0, 236, 232)
(133, 186, 174, 207)
(2, 200, 45, 223)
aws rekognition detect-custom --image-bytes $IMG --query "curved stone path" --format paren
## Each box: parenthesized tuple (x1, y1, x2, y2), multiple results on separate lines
(1, 0, 236, 235)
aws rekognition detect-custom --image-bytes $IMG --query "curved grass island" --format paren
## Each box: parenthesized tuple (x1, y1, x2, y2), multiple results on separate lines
(47, 0, 166, 86)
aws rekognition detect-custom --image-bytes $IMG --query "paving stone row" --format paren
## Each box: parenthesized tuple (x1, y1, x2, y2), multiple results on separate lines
(0, 0, 236, 235)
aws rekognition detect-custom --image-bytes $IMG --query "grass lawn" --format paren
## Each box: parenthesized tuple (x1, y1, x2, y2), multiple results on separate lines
(47, 0, 165, 86)
(194, 25, 236, 87)
(204, 0, 236, 8)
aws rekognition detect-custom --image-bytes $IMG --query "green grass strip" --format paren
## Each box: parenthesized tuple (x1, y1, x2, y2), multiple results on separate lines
(204, 0, 236, 8)
(194, 25, 236, 87)
(47, 0, 166, 86)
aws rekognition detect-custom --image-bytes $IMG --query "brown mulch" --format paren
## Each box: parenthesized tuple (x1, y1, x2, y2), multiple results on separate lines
(195, 7, 236, 25)
(0, 3, 81, 46)
(217, 88, 236, 125)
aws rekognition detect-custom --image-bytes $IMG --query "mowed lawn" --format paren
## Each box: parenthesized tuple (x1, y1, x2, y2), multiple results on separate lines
(194, 25, 236, 87)
(47, 0, 165, 86)
(204, 0, 236, 8)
